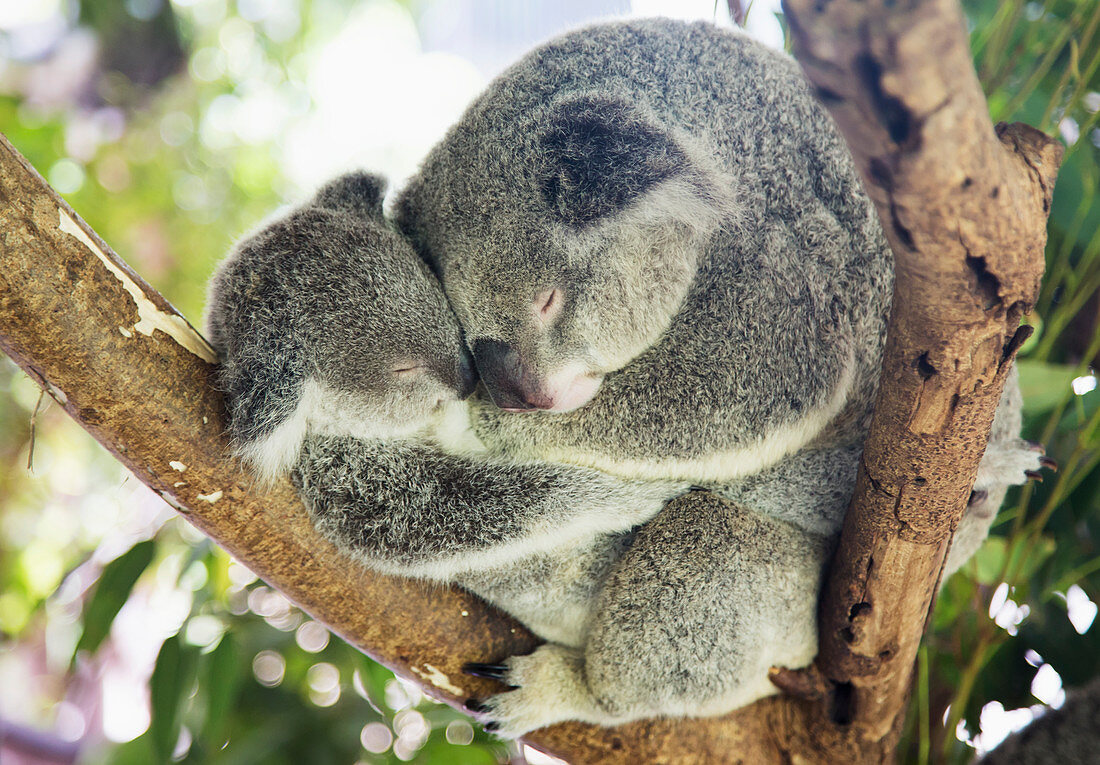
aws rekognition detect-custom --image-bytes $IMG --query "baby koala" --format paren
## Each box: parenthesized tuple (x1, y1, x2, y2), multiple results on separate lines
(205, 170, 685, 591)
(206, 171, 475, 483)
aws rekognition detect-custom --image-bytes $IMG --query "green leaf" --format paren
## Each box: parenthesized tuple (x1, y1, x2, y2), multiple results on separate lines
(73, 539, 156, 663)
(1016, 360, 1078, 415)
(973, 536, 1008, 585)
(1008, 535, 1058, 584)
(201, 632, 242, 749)
(150, 634, 200, 763)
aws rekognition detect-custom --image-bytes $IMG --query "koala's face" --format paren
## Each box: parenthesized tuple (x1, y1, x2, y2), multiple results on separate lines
(401, 95, 727, 413)
(214, 171, 477, 482)
(438, 218, 701, 415)
(307, 219, 476, 440)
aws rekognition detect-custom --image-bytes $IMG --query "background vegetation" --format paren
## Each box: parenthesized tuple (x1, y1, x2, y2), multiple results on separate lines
(0, 0, 1096, 762)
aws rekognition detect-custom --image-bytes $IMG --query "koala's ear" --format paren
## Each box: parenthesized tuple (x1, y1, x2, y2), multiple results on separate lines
(313, 171, 387, 219)
(536, 94, 690, 226)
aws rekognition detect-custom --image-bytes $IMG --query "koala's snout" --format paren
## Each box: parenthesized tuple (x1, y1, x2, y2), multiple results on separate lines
(471, 339, 603, 413)
(471, 338, 552, 412)
(457, 350, 478, 400)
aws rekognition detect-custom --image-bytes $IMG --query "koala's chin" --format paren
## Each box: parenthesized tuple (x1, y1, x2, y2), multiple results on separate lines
(541, 365, 603, 413)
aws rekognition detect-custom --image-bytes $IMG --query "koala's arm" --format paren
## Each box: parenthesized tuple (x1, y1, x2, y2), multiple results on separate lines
(292, 434, 687, 580)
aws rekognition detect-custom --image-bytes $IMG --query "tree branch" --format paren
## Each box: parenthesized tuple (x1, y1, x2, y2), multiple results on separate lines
(781, 0, 1063, 756)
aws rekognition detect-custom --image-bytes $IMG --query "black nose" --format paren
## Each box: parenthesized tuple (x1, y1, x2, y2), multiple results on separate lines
(457, 349, 477, 400)
(471, 338, 549, 411)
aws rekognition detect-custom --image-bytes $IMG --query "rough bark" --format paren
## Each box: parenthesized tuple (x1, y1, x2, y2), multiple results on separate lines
(781, 0, 1063, 759)
(0, 0, 1062, 759)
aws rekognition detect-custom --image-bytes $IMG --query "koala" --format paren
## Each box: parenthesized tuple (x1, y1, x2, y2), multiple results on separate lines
(207, 21, 1047, 739)
(375, 19, 1049, 735)
(205, 170, 687, 600)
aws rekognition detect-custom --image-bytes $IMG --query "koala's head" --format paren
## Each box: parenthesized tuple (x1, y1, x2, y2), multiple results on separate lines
(207, 171, 475, 481)
(398, 93, 734, 413)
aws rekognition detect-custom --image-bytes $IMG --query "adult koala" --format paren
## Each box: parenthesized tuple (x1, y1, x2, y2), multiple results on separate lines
(381, 18, 1041, 735)
(396, 19, 886, 479)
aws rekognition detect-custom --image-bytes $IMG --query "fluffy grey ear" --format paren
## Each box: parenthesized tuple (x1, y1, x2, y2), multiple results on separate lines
(312, 171, 387, 219)
(536, 94, 690, 226)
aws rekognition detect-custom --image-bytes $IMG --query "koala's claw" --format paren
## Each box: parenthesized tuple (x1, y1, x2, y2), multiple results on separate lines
(464, 698, 491, 714)
(463, 662, 511, 681)
(459, 645, 595, 738)
(974, 438, 1054, 494)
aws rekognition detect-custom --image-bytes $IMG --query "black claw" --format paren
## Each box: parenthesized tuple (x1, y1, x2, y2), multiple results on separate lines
(484, 721, 500, 733)
(1039, 455, 1058, 472)
(1024, 439, 1045, 453)
(1025, 470, 1044, 483)
(968, 489, 989, 506)
(463, 662, 509, 681)
(464, 698, 490, 714)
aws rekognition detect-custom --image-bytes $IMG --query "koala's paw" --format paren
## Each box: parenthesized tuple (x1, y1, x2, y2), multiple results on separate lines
(973, 439, 1055, 498)
(463, 645, 601, 738)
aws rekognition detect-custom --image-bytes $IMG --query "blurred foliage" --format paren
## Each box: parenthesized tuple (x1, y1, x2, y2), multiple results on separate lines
(0, 0, 1096, 763)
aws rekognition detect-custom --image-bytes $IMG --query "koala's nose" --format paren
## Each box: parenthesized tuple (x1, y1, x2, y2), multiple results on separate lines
(457, 350, 478, 400)
(471, 338, 551, 412)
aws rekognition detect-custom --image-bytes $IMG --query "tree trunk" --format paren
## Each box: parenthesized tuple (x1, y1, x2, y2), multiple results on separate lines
(781, 0, 1063, 758)
(0, 0, 1061, 760)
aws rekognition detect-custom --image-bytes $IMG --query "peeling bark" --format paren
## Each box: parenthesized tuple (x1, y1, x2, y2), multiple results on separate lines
(0, 0, 1063, 759)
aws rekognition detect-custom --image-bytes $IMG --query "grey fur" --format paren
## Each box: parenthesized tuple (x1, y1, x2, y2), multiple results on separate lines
(396, 20, 889, 463)
(205, 171, 472, 477)
(206, 171, 687, 580)
(206, 20, 1045, 740)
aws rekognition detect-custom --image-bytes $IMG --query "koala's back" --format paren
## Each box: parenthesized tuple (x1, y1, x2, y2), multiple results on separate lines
(402, 19, 892, 481)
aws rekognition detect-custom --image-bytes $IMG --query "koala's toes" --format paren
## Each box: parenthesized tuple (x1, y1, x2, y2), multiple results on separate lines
(975, 438, 1055, 491)
(461, 645, 598, 738)
(463, 687, 563, 739)
(1019, 440, 1057, 472)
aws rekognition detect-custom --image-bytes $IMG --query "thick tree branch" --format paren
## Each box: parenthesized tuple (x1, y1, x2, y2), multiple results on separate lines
(781, 0, 1063, 757)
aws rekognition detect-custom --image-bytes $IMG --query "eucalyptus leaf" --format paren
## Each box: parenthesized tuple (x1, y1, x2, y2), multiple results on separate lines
(150, 634, 200, 763)
(1016, 360, 1078, 415)
(73, 539, 155, 663)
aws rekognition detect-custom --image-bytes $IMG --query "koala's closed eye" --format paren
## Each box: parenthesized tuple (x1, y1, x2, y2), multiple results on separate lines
(391, 363, 428, 379)
(536, 288, 564, 322)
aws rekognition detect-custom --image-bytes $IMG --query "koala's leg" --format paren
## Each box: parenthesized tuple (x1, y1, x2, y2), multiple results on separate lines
(464, 492, 831, 737)
(455, 532, 631, 648)
(293, 435, 684, 581)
